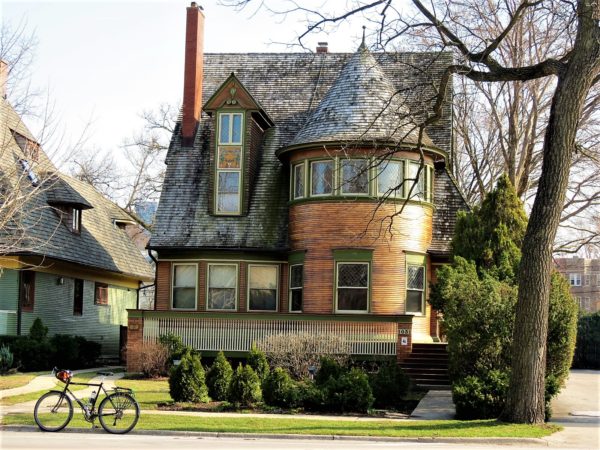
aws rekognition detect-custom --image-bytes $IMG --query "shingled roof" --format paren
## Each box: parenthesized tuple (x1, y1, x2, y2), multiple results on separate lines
(0, 99, 154, 281)
(288, 45, 434, 149)
(151, 50, 466, 255)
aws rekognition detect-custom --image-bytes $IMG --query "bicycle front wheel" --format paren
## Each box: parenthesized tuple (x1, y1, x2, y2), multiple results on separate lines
(98, 392, 140, 434)
(34, 391, 73, 432)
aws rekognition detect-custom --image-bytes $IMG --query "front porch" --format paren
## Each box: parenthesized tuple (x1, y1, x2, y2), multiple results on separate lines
(126, 310, 413, 371)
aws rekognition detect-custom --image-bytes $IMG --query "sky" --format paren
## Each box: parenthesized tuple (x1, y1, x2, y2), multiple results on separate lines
(1, 0, 364, 166)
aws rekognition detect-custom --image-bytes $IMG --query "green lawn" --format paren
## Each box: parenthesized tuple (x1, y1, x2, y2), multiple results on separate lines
(1, 413, 560, 438)
(115, 378, 171, 410)
(0, 372, 48, 390)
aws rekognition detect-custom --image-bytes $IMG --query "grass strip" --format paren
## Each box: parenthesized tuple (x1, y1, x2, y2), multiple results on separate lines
(1, 413, 560, 438)
(115, 379, 171, 410)
(0, 372, 48, 390)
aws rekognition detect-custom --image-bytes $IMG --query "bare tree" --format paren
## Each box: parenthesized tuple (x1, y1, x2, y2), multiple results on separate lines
(224, 0, 600, 424)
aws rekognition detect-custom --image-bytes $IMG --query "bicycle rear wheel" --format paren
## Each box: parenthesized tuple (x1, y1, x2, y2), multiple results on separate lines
(34, 391, 73, 432)
(98, 392, 140, 434)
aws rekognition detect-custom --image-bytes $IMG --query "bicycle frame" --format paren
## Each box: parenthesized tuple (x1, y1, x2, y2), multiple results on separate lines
(53, 379, 109, 421)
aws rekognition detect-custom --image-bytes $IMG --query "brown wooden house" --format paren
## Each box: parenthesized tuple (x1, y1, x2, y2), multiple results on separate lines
(127, 3, 467, 373)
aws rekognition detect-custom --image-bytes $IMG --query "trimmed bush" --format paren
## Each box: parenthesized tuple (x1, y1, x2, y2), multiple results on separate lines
(0, 345, 13, 373)
(229, 364, 262, 407)
(572, 312, 600, 369)
(159, 332, 186, 362)
(132, 341, 170, 378)
(263, 367, 299, 408)
(296, 380, 325, 411)
(169, 349, 209, 403)
(10, 338, 53, 371)
(322, 367, 374, 413)
(453, 370, 510, 420)
(29, 318, 48, 341)
(206, 351, 233, 401)
(370, 362, 410, 409)
(247, 344, 270, 382)
(315, 357, 344, 385)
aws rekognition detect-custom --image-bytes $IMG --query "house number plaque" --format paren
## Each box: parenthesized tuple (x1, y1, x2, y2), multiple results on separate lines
(398, 329, 410, 335)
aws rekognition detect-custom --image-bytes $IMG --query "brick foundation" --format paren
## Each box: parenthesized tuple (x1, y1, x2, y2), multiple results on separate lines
(396, 321, 413, 362)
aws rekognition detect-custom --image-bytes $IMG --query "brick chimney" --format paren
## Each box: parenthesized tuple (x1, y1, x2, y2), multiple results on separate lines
(0, 60, 8, 99)
(316, 42, 328, 54)
(181, 2, 205, 146)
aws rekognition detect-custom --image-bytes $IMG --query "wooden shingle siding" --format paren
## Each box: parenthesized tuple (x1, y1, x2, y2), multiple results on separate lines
(245, 116, 265, 213)
(18, 272, 135, 357)
(155, 261, 172, 311)
(289, 201, 433, 316)
(0, 269, 19, 335)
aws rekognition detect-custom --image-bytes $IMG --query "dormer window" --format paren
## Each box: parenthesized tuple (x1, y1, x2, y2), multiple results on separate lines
(19, 159, 39, 185)
(216, 112, 244, 214)
(71, 207, 81, 233)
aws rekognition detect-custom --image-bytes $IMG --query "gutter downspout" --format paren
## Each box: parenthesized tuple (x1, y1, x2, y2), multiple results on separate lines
(148, 249, 159, 311)
(16, 270, 22, 336)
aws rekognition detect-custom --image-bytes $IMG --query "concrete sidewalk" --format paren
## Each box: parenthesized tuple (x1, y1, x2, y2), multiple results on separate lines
(0, 366, 123, 400)
(410, 390, 455, 420)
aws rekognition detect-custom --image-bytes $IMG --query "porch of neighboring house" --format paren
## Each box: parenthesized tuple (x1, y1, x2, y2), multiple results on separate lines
(126, 310, 415, 371)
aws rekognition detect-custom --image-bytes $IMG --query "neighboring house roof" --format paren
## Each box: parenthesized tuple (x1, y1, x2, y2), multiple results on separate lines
(288, 45, 434, 149)
(0, 99, 154, 281)
(152, 50, 463, 253)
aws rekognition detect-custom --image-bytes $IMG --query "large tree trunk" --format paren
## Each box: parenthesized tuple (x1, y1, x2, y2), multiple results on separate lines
(502, 0, 600, 424)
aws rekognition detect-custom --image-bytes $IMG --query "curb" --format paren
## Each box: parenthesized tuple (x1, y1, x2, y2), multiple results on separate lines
(0, 425, 551, 446)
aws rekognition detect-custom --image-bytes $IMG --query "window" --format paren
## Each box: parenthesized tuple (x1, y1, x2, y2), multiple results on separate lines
(248, 265, 278, 311)
(172, 264, 197, 310)
(584, 274, 591, 286)
(336, 263, 369, 312)
(216, 112, 244, 214)
(292, 163, 305, 200)
(407, 162, 425, 200)
(289, 265, 303, 312)
(406, 264, 425, 314)
(596, 273, 600, 286)
(71, 208, 81, 233)
(94, 282, 108, 305)
(340, 159, 369, 195)
(569, 273, 582, 286)
(19, 159, 39, 185)
(207, 264, 237, 310)
(377, 160, 404, 197)
(426, 165, 434, 202)
(20, 270, 35, 312)
(311, 160, 334, 196)
(73, 279, 84, 316)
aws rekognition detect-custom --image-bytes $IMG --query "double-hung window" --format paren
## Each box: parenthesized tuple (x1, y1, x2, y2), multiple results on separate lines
(248, 264, 278, 311)
(340, 159, 369, 195)
(377, 160, 404, 197)
(406, 264, 425, 314)
(407, 162, 425, 200)
(311, 160, 334, 196)
(20, 270, 35, 312)
(71, 208, 81, 233)
(207, 264, 237, 311)
(292, 163, 305, 200)
(73, 279, 84, 316)
(289, 264, 303, 312)
(94, 282, 108, 305)
(336, 262, 369, 312)
(172, 264, 197, 310)
(569, 273, 582, 286)
(216, 112, 243, 214)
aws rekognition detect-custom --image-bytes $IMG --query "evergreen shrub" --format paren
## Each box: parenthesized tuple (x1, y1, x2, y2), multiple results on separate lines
(247, 344, 270, 382)
(369, 361, 410, 409)
(263, 367, 299, 408)
(572, 312, 600, 369)
(229, 364, 262, 407)
(169, 349, 209, 403)
(206, 351, 233, 401)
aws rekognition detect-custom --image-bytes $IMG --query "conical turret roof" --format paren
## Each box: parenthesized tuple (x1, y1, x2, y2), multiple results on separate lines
(288, 45, 434, 148)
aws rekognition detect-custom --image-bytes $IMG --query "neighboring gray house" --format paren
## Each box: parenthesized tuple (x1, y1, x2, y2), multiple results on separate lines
(0, 79, 154, 358)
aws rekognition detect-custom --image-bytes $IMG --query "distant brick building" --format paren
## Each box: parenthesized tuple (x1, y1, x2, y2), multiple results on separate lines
(555, 257, 600, 313)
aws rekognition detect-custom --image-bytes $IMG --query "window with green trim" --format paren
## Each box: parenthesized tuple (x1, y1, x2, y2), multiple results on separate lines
(216, 112, 244, 214)
(248, 264, 278, 311)
(207, 264, 237, 311)
(406, 264, 425, 314)
(336, 262, 369, 312)
(407, 162, 425, 200)
(289, 264, 303, 312)
(292, 163, 305, 200)
(311, 160, 334, 196)
(172, 264, 197, 310)
(340, 159, 369, 195)
(377, 160, 404, 197)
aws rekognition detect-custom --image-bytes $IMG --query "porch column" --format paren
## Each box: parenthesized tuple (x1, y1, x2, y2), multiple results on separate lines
(396, 320, 413, 362)
(126, 313, 144, 372)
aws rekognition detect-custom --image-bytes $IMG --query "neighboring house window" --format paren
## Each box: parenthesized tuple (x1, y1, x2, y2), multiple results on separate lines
(73, 279, 84, 316)
(597, 273, 600, 286)
(336, 262, 369, 312)
(207, 264, 237, 311)
(311, 160, 334, 196)
(20, 270, 35, 312)
(569, 273, 582, 286)
(289, 264, 303, 312)
(584, 297, 591, 311)
(292, 163, 305, 200)
(248, 264, 278, 311)
(172, 264, 197, 310)
(406, 259, 426, 314)
(94, 282, 108, 305)
(19, 159, 40, 185)
(407, 162, 425, 200)
(340, 159, 369, 195)
(377, 160, 404, 197)
(71, 208, 81, 233)
(216, 112, 243, 215)
(584, 274, 591, 286)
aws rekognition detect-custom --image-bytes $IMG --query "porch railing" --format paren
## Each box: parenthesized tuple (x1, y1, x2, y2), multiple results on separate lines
(140, 312, 401, 356)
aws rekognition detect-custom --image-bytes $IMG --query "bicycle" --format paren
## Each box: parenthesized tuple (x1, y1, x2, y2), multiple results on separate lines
(33, 367, 140, 434)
